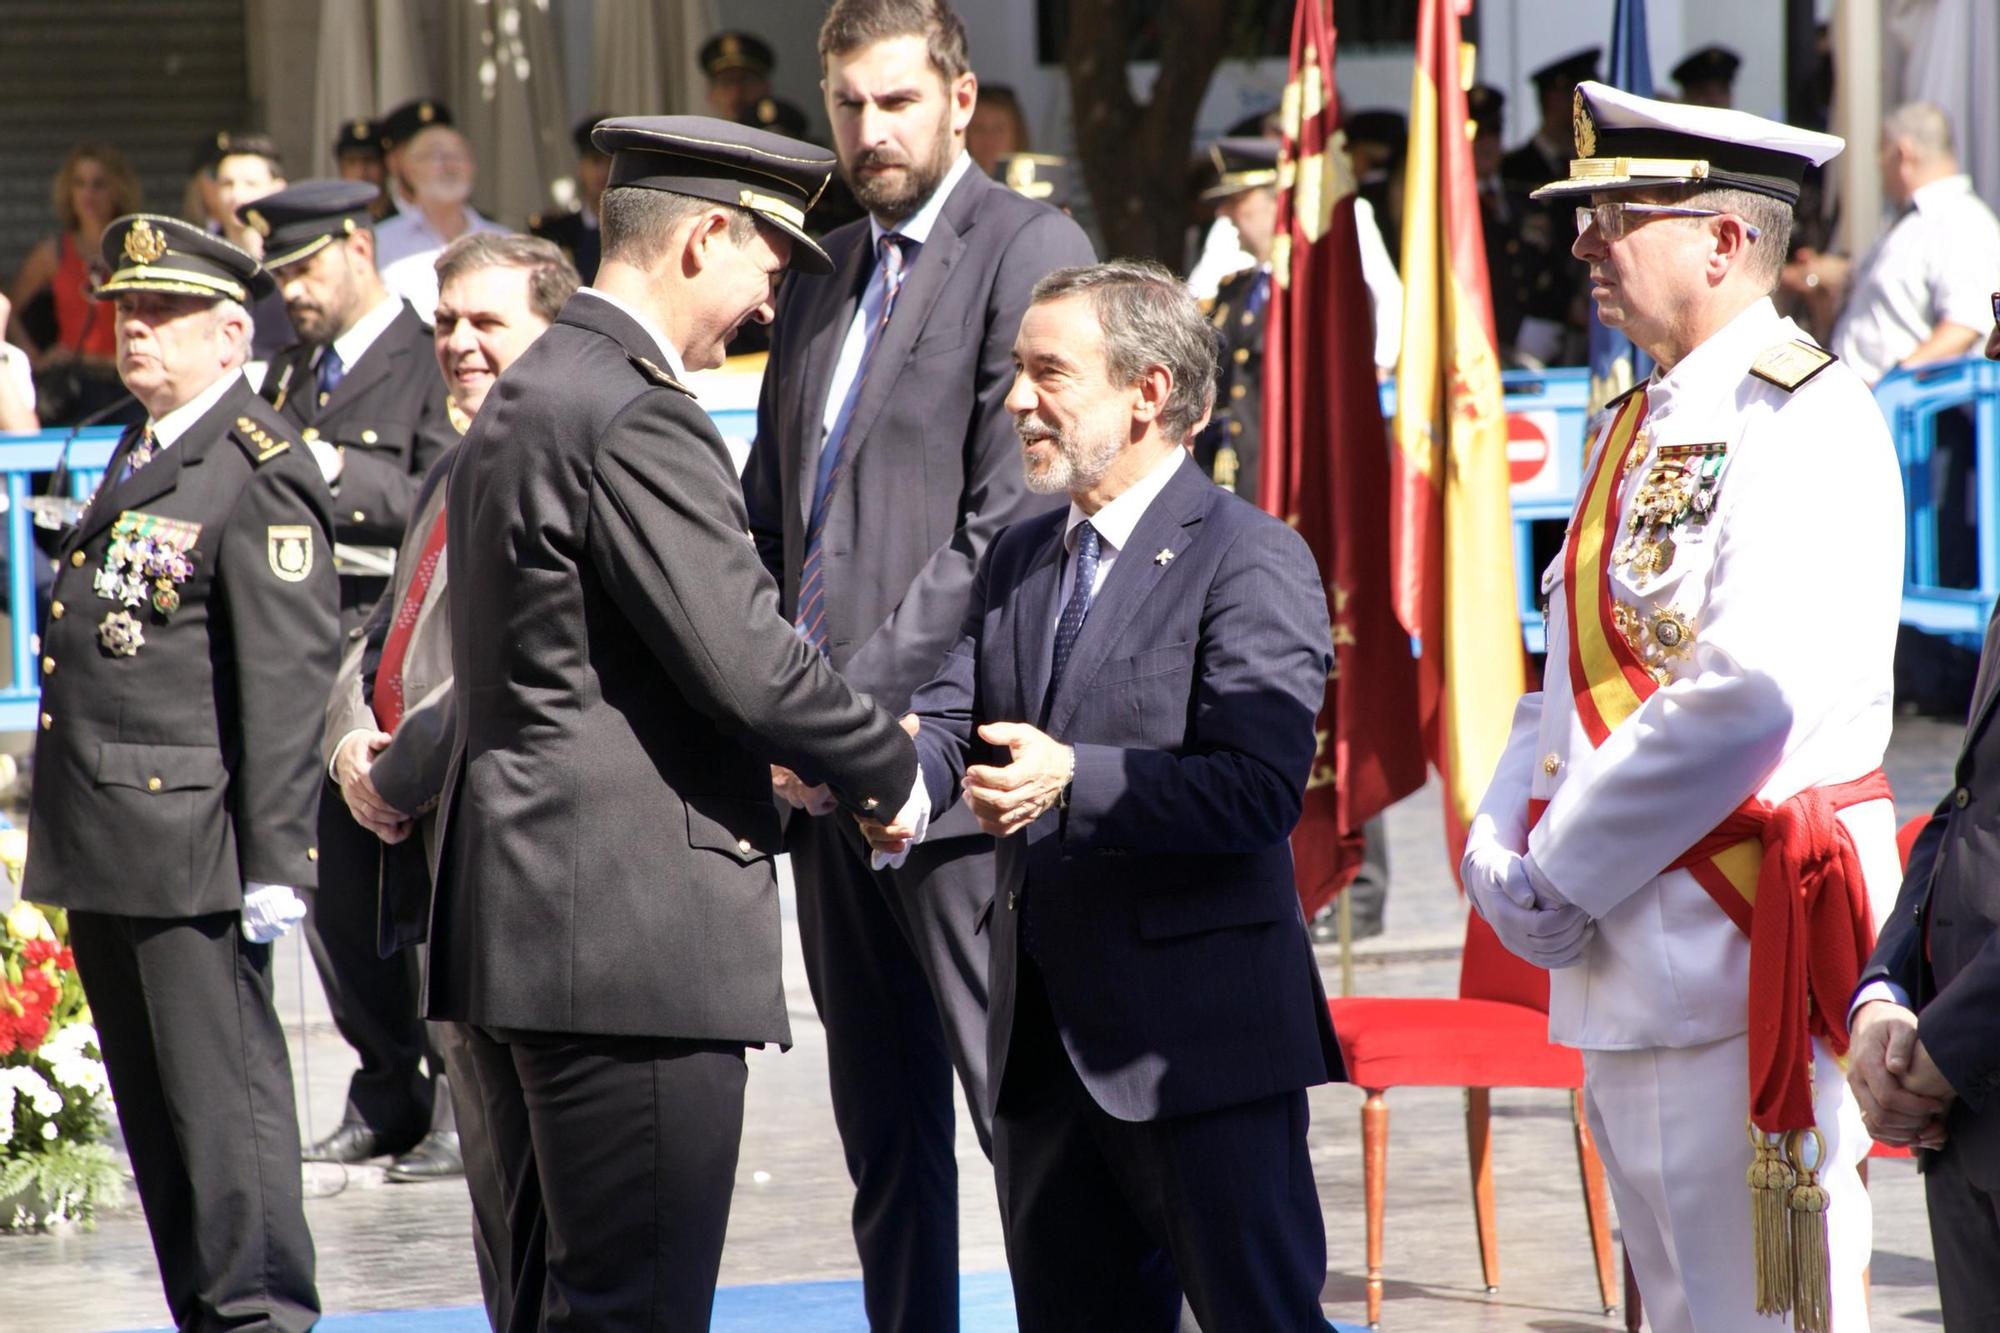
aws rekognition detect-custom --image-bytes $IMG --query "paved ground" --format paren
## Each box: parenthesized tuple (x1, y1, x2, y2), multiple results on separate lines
(5, 711, 1966, 1331)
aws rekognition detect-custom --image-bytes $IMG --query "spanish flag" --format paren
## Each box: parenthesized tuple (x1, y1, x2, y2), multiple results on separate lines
(1265, 0, 1426, 916)
(1391, 0, 1525, 854)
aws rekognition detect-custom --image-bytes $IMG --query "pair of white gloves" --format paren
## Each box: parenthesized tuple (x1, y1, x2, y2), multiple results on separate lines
(241, 882, 308, 943)
(1459, 822, 1595, 969)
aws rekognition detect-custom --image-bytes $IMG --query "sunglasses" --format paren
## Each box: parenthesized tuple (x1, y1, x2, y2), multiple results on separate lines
(1574, 202, 1763, 242)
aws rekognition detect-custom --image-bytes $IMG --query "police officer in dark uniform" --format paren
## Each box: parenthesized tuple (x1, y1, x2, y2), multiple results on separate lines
(994, 151, 1077, 212)
(701, 30, 777, 121)
(333, 117, 392, 219)
(1501, 47, 1599, 364)
(530, 116, 609, 284)
(1672, 45, 1741, 109)
(248, 180, 460, 1176)
(1193, 138, 1278, 503)
(24, 214, 336, 1332)
(432, 115, 918, 1328)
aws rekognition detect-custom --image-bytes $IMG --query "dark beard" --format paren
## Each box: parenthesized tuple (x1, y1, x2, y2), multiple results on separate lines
(840, 118, 955, 224)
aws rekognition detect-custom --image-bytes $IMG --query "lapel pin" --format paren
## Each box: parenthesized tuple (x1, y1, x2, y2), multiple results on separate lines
(1154, 548, 1175, 566)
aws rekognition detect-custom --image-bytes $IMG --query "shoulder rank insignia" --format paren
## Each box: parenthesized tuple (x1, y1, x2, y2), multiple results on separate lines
(630, 355, 696, 399)
(1749, 339, 1836, 392)
(232, 415, 292, 464)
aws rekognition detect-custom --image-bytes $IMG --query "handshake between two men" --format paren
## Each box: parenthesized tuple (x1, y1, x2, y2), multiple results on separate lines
(774, 714, 1074, 856)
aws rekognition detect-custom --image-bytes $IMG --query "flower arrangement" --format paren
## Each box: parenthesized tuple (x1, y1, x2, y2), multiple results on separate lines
(0, 829, 123, 1230)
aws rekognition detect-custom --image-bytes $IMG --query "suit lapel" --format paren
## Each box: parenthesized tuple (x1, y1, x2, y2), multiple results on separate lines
(1009, 530, 1065, 720)
(793, 230, 874, 530)
(1046, 459, 1211, 737)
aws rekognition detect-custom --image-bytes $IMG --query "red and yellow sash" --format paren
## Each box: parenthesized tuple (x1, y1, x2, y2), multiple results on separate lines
(1551, 389, 1886, 1136)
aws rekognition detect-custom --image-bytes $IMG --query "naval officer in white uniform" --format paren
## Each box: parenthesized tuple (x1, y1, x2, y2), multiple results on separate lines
(1464, 84, 1903, 1333)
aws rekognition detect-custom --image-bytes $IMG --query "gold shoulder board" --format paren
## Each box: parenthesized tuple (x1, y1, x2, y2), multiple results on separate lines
(630, 355, 696, 399)
(1749, 339, 1836, 392)
(231, 415, 293, 465)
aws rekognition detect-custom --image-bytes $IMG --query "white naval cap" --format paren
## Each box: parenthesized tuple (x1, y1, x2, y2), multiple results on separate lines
(1530, 81, 1844, 205)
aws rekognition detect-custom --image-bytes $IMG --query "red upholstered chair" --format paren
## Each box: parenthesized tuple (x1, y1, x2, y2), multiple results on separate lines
(1327, 911, 1619, 1328)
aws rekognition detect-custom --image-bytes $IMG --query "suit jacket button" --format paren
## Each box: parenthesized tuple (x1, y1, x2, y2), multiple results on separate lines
(361, 429, 379, 444)
(146, 777, 162, 792)
(50, 600, 64, 619)
(41, 657, 53, 675)
(308, 847, 319, 862)
(39, 712, 51, 730)
(1954, 787, 1971, 808)
(70, 550, 86, 567)
(862, 797, 880, 812)
(736, 837, 753, 855)
(352, 510, 366, 523)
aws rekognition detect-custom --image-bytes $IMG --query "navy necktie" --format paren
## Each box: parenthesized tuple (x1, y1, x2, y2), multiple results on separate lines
(1046, 521, 1100, 705)
(797, 233, 912, 651)
(316, 345, 345, 404)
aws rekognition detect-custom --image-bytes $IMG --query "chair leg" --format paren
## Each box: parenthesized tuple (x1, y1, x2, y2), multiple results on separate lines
(1466, 1087, 1500, 1292)
(1624, 1247, 1643, 1333)
(1573, 1088, 1620, 1317)
(1363, 1089, 1387, 1329)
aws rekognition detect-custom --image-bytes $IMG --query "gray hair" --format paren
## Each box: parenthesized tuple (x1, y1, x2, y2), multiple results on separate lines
(599, 186, 758, 268)
(1029, 259, 1217, 442)
(1636, 183, 1793, 292)
(433, 232, 580, 321)
(1882, 102, 1955, 163)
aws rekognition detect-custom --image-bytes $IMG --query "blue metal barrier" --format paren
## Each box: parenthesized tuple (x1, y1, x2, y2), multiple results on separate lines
(2, 359, 1993, 731)
(0, 428, 117, 731)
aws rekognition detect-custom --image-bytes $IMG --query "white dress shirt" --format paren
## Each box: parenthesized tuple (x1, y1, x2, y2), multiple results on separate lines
(1467, 298, 1906, 1050)
(376, 206, 512, 321)
(1831, 174, 2000, 384)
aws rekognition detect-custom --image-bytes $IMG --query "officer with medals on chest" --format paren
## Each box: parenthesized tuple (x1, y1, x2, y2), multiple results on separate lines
(1465, 85, 1901, 1333)
(1193, 138, 1278, 502)
(23, 215, 337, 1331)
(248, 181, 462, 1175)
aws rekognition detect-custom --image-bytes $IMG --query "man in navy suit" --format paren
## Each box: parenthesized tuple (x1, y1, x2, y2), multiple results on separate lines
(864, 259, 1341, 1331)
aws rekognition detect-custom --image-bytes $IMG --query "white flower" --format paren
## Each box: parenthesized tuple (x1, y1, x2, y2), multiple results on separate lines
(40, 1121, 55, 1140)
(0, 1066, 63, 1143)
(43, 1024, 107, 1101)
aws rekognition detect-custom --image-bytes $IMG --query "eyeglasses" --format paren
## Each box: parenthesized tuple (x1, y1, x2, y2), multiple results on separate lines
(1574, 202, 1763, 242)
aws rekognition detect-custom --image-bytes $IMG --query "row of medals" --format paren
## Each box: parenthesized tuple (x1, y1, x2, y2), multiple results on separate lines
(1608, 433, 1718, 685)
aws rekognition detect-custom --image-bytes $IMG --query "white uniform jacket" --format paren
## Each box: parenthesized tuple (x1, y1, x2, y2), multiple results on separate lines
(1471, 297, 1907, 1051)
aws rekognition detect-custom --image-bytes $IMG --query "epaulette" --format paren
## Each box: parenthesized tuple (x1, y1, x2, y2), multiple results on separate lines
(231, 414, 293, 465)
(630, 354, 696, 399)
(1749, 339, 1836, 392)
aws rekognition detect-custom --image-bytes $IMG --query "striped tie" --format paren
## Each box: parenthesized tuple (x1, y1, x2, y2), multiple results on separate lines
(797, 233, 911, 651)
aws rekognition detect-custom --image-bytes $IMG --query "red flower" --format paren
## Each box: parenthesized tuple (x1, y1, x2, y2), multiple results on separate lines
(22, 939, 57, 965)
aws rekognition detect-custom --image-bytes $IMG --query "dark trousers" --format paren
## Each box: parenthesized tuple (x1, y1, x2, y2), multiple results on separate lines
(475, 1027, 747, 1331)
(69, 909, 319, 1333)
(995, 956, 1329, 1333)
(440, 1020, 544, 1333)
(306, 783, 436, 1142)
(790, 814, 995, 1333)
(1925, 1141, 2000, 1327)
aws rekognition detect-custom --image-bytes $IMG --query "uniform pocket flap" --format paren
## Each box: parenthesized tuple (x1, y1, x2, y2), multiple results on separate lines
(685, 796, 782, 863)
(1136, 884, 1285, 940)
(95, 741, 226, 792)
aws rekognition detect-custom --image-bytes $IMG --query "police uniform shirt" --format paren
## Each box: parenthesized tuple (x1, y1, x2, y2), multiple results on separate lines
(1830, 174, 2000, 383)
(375, 207, 513, 321)
(1469, 297, 1905, 1050)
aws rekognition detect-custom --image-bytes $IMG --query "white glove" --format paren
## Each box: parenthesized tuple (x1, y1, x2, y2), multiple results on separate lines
(1466, 852, 1594, 969)
(868, 775, 931, 871)
(242, 882, 308, 943)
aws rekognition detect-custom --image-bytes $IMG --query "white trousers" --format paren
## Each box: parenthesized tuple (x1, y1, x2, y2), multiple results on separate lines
(1582, 1035, 1871, 1333)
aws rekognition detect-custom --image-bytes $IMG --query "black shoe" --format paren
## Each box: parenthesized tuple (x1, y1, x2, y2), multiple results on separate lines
(303, 1121, 395, 1164)
(385, 1130, 463, 1182)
